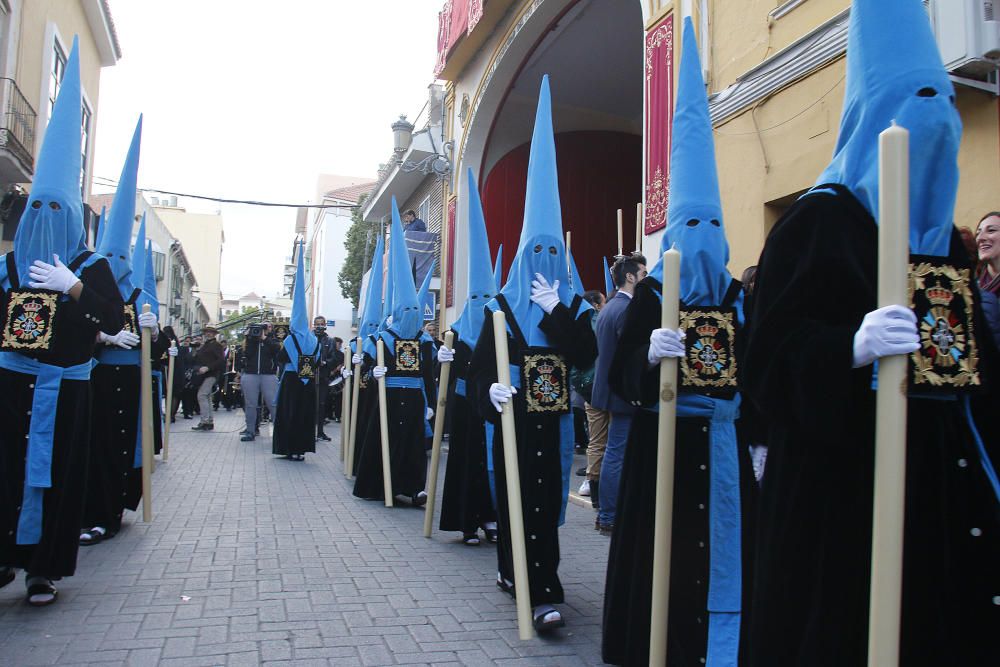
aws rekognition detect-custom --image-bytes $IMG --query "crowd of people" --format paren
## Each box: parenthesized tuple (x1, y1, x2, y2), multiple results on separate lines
(1, 2, 998, 664)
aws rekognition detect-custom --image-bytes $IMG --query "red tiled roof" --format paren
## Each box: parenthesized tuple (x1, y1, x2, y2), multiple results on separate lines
(324, 181, 376, 204)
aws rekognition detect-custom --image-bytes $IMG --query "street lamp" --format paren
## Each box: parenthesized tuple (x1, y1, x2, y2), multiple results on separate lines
(392, 115, 414, 161)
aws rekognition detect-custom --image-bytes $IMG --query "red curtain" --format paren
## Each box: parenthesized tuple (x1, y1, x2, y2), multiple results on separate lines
(644, 15, 674, 234)
(482, 131, 642, 294)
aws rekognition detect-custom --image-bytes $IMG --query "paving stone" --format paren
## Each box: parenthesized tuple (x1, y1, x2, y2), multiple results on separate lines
(0, 412, 609, 664)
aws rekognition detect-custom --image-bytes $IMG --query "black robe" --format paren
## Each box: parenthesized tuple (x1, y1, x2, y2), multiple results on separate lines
(0, 252, 123, 577)
(602, 277, 755, 666)
(439, 336, 496, 535)
(272, 346, 317, 456)
(468, 297, 596, 606)
(349, 353, 376, 477)
(743, 185, 1000, 666)
(353, 333, 435, 501)
(82, 324, 169, 530)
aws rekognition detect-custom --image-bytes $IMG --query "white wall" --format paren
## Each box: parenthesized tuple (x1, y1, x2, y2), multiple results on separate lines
(310, 204, 354, 343)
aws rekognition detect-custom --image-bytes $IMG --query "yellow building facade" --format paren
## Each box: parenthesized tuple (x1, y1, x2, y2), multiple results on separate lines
(432, 0, 999, 322)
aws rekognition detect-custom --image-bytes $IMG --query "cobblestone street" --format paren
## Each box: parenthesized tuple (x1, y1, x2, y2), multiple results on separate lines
(0, 410, 609, 666)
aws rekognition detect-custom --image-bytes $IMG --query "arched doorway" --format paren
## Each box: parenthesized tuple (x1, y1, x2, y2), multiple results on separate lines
(478, 0, 645, 291)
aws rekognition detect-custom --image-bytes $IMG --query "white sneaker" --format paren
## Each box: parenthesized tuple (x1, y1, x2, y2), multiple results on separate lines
(578, 479, 591, 496)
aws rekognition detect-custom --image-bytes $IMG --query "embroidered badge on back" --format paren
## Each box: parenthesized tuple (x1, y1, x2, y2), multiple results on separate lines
(2, 289, 59, 353)
(523, 353, 570, 414)
(122, 304, 138, 336)
(679, 308, 738, 397)
(909, 259, 980, 390)
(394, 340, 421, 373)
(297, 356, 315, 379)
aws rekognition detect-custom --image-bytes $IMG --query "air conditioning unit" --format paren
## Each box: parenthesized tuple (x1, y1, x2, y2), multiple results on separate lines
(929, 0, 1000, 80)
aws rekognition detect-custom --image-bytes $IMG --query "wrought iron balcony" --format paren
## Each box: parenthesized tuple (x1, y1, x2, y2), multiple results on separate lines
(0, 78, 36, 180)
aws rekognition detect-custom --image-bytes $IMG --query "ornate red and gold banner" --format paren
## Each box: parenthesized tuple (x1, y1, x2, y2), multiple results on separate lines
(644, 15, 674, 235)
(446, 197, 457, 307)
(434, 1, 473, 77)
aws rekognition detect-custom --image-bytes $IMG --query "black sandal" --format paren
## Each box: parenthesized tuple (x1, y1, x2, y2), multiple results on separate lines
(26, 579, 58, 607)
(462, 533, 480, 546)
(483, 526, 499, 544)
(0, 567, 14, 590)
(411, 492, 428, 507)
(496, 574, 514, 597)
(79, 527, 107, 546)
(532, 604, 565, 632)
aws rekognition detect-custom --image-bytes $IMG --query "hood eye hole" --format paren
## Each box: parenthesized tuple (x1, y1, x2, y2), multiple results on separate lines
(31, 200, 41, 209)
(949, 94, 956, 105)
(533, 244, 542, 253)
(48, 202, 60, 210)
(548, 246, 557, 255)
(686, 219, 700, 227)
(917, 87, 937, 98)
(710, 219, 721, 227)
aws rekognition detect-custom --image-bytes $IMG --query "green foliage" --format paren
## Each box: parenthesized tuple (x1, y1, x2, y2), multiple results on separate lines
(338, 194, 376, 310)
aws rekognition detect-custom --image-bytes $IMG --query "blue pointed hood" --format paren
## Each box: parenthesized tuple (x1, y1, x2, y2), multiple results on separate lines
(568, 250, 584, 296)
(386, 197, 422, 339)
(137, 240, 159, 316)
(493, 244, 503, 288)
(358, 232, 385, 342)
(603, 256, 614, 296)
(94, 206, 107, 249)
(494, 75, 581, 344)
(417, 259, 435, 323)
(453, 168, 499, 346)
(816, 0, 960, 256)
(649, 18, 732, 306)
(98, 116, 142, 297)
(130, 213, 147, 295)
(7, 36, 86, 285)
(284, 242, 318, 378)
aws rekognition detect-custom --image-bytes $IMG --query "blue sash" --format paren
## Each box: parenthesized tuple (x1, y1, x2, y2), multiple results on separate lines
(97, 347, 141, 366)
(0, 351, 91, 545)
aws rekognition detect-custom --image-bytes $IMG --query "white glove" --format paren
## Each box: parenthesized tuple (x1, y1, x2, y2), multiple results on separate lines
(425, 407, 435, 421)
(530, 273, 561, 314)
(138, 311, 158, 330)
(372, 365, 387, 379)
(341, 367, 352, 378)
(100, 329, 140, 349)
(437, 346, 455, 363)
(352, 353, 363, 366)
(489, 383, 517, 413)
(852, 305, 919, 368)
(167, 346, 178, 357)
(647, 328, 686, 365)
(28, 255, 80, 294)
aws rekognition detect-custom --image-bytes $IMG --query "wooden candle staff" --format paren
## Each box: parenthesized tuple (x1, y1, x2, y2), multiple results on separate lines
(867, 122, 910, 667)
(340, 358, 352, 463)
(492, 310, 533, 640)
(163, 350, 175, 461)
(636, 202, 643, 253)
(376, 339, 393, 507)
(139, 304, 154, 523)
(423, 330, 455, 538)
(346, 336, 363, 478)
(617, 209, 624, 257)
(649, 247, 680, 666)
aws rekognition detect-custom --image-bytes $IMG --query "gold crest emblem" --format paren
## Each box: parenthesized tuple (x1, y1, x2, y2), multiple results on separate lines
(2, 290, 59, 352)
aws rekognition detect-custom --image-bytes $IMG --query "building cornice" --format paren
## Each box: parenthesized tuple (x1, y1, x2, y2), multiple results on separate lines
(81, 0, 122, 66)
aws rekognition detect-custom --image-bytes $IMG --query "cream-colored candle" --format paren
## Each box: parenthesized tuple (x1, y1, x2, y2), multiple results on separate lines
(617, 209, 624, 256)
(376, 339, 393, 507)
(140, 304, 154, 523)
(868, 122, 910, 667)
(423, 330, 455, 538)
(493, 311, 533, 640)
(345, 336, 363, 479)
(649, 247, 680, 667)
(636, 203, 644, 252)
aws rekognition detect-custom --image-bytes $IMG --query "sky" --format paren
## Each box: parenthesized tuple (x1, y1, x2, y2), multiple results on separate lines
(92, 0, 442, 301)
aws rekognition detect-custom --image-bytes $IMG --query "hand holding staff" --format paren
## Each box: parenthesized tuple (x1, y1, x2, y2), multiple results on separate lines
(493, 310, 533, 640)
(346, 336, 363, 478)
(649, 247, 680, 666)
(376, 339, 393, 507)
(423, 330, 455, 537)
(867, 122, 910, 667)
(139, 304, 154, 523)
(163, 351, 175, 461)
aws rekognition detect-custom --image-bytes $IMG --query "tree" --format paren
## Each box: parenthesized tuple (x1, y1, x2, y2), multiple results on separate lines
(338, 193, 377, 310)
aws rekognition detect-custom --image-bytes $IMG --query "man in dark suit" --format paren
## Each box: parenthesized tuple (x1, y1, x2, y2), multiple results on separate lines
(590, 253, 646, 533)
(402, 209, 427, 232)
(313, 316, 336, 441)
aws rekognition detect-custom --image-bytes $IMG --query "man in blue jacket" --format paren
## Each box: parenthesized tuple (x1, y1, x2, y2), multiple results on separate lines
(590, 252, 646, 533)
